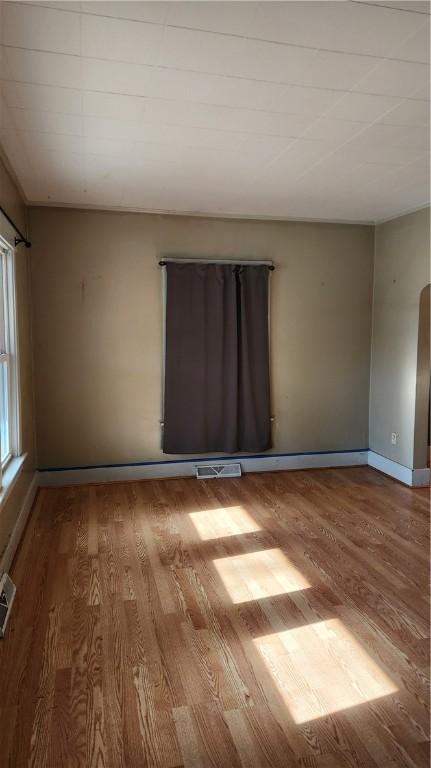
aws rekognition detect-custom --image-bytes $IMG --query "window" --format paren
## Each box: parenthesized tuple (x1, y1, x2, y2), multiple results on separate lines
(0, 239, 19, 473)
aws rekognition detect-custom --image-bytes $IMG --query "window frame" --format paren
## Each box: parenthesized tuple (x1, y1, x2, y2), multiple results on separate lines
(0, 237, 20, 473)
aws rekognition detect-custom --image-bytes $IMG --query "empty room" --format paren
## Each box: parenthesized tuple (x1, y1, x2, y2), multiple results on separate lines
(0, 1, 430, 766)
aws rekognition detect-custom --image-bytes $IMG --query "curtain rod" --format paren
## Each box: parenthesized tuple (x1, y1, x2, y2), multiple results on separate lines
(0, 206, 31, 248)
(159, 257, 274, 270)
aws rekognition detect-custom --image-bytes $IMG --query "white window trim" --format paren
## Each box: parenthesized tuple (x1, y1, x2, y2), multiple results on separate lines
(0, 454, 27, 508)
(0, 236, 21, 479)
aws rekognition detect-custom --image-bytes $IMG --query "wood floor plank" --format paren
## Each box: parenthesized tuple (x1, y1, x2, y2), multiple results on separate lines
(49, 667, 72, 768)
(0, 467, 428, 767)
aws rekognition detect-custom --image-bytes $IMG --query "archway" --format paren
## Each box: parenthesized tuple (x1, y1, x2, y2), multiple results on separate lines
(413, 283, 430, 470)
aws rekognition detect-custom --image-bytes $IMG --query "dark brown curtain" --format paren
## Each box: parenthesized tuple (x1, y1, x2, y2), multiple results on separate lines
(163, 262, 271, 454)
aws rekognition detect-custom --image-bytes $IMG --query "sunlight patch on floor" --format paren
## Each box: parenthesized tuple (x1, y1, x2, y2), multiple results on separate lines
(254, 618, 397, 723)
(189, 506, 261, 540)
(212, 548, 311, 603)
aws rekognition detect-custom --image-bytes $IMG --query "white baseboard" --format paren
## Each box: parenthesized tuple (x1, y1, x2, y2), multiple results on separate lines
(368, 451, 430, 487)
(367, 451, 413, 485)
(0, 471, 39, 576)
(39, 450, 368, 487)
(411, 467, 431, 487)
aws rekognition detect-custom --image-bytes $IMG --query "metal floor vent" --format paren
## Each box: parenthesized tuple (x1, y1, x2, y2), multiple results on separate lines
(0, 573, 16, 639)
(195, 463, 242, 480)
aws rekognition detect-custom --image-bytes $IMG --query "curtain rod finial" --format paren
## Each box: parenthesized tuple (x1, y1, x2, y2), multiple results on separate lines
(15, 237, 32, 248)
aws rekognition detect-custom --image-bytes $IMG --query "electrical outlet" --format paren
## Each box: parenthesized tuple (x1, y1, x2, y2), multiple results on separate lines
(391, 432, 397, 445)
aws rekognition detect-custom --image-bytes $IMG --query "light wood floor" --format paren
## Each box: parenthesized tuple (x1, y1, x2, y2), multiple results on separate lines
(0, 467, 429, 768)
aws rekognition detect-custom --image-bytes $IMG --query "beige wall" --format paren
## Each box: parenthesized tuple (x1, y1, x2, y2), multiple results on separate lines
(29, 206, 374, 469)
(0, 157, 36, 564)
(370, 206, 431, 469)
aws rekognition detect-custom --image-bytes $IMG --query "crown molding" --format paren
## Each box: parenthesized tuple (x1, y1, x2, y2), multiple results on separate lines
(0, 144, 29, 207)
(26, 199, 376, 226)
(374, 201, 431, 225)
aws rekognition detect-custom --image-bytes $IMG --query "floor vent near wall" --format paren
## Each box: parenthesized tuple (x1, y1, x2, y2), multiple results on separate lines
(0, 573, 16, 639)
(195, 463, 242, 480)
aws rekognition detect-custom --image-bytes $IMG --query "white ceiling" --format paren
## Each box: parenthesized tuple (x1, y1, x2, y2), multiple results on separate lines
(0, 0, 430, 223)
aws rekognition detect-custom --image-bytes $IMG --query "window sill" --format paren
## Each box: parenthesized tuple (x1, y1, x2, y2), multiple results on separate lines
(0, 454, 27, 509)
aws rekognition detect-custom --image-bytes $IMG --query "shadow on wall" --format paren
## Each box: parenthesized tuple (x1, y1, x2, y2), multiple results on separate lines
(414, 284, 430, 469)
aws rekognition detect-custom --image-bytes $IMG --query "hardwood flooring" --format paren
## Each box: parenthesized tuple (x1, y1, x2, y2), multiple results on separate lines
(0, 467, 429, 767)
